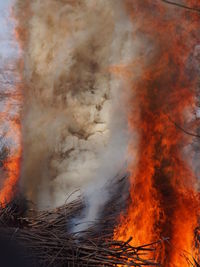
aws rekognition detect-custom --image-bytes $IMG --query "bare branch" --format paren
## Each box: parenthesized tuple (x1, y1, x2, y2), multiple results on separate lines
(161, 0, 200, 13)
(168, 116, 200, 138)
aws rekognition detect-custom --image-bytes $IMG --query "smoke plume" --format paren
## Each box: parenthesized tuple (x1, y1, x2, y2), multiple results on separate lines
(14, 0, 136, 220)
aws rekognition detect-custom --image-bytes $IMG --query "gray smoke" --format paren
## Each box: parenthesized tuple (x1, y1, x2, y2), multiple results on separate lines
(13, 0, 137, 220)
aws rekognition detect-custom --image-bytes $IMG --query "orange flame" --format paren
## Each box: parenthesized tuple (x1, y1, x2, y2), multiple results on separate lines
(0, 116, 22, 205)
(0, 6, 23, 206)
(114, 1, 200, 265)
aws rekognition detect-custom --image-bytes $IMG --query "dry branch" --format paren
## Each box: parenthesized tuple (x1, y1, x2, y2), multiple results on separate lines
(167, 115, 200, 138)
(0, 198, 161, 267)
(160, 0, 200, 13)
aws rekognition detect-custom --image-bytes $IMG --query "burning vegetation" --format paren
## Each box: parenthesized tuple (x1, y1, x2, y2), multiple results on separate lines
(0, 0, 200, 266)
(114, 0, 200, 266)
(0, 180, 163, 267)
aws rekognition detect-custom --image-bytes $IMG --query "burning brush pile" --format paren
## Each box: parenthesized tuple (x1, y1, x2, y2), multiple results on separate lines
(0, 177, 162, 267)
(1, 0, 200, 266)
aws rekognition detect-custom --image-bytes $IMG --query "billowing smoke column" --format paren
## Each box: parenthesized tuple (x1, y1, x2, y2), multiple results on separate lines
(14, 0, 132, 211)
(114, 0, 200, 266)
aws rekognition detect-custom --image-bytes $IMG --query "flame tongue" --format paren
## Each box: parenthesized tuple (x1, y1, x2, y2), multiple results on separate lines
(0, 118, 22, 205)
(114, 0, 200, 265)
(0, 5, 23, 206)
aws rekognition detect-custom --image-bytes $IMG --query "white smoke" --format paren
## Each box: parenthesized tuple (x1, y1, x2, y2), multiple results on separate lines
(14, 0, 138, 226)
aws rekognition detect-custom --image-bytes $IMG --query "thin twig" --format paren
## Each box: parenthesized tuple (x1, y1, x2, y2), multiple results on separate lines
(161, 0, 200, 13)
(168, 116, 200, 138)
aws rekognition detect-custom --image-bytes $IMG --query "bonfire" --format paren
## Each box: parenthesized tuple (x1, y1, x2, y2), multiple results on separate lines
(0, 1, 200, 267)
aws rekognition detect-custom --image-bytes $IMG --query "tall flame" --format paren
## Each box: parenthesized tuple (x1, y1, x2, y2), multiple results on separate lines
(114, 0, 200, 265)
(0, 4, 23, 205)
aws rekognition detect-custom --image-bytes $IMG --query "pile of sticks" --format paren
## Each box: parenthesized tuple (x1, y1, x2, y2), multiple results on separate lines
(0, 197, 161, 267)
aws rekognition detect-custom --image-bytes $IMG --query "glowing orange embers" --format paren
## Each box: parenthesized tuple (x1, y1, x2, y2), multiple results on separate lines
(114, 1, 200, 266)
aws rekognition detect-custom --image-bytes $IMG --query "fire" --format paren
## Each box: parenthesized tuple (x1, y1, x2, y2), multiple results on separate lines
(0, 5, 23, 206)
(114, 0, 200, 266)
(0, 117, 22, 205)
